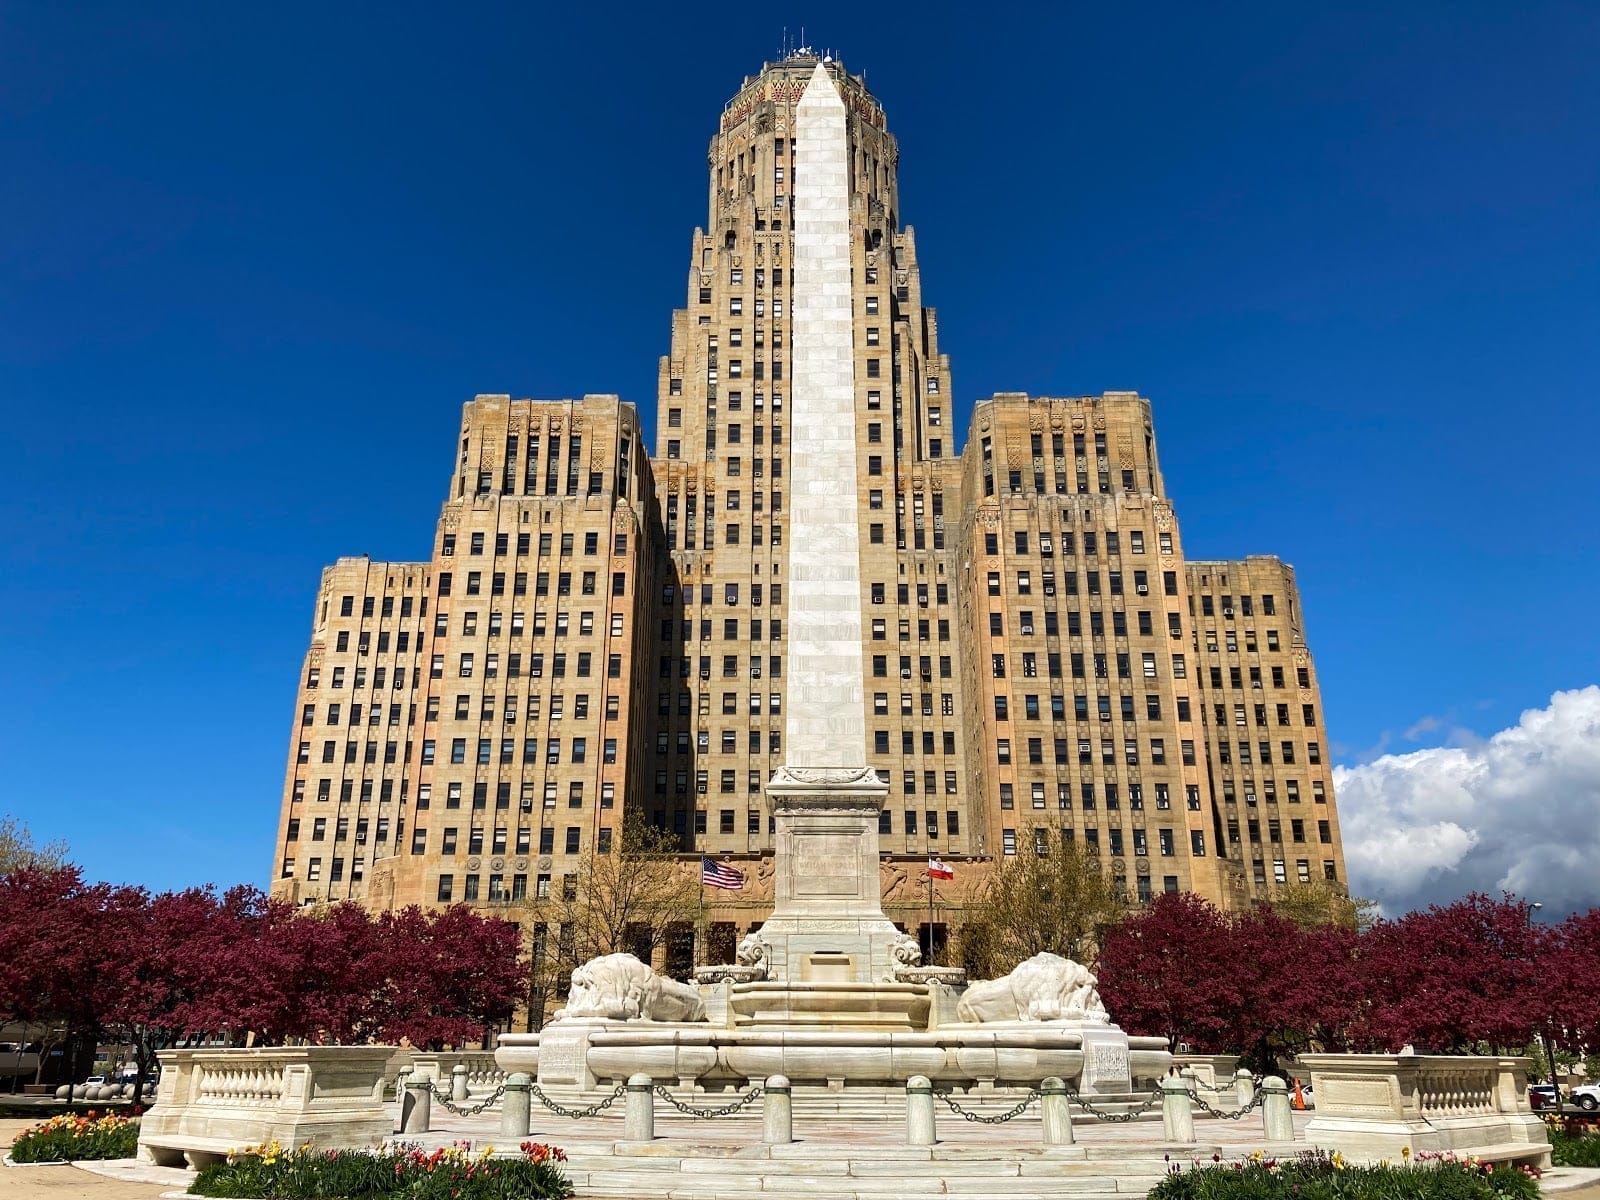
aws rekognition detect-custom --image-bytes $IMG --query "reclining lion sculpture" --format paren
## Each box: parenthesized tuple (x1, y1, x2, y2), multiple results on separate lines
(955, 952, 1109, 1024)
(552, 952, 707, 1023)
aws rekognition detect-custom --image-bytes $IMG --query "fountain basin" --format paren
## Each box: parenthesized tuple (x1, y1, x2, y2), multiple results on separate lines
(498, 1023, 1171, 1093)
(729, 980, 930, 1031)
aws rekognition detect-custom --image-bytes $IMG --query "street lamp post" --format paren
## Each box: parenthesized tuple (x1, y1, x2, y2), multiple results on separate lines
(1529, 901, 1562, 1113)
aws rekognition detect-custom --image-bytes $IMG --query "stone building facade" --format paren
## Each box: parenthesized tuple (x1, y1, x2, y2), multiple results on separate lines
(269, 56, 1347, 937)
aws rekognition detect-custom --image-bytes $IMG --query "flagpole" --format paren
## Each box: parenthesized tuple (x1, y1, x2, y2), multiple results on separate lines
(696, 866, 706, 970)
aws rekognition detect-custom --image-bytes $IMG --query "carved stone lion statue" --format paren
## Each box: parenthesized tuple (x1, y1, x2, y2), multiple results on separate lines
(551, 953, 707, 1023)
(955, 952, 1109, 1024)
(735, 933, 771, 972)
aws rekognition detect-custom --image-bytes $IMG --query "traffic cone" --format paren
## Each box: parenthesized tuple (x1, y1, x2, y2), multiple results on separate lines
(1293, 1078, 1306, 1110)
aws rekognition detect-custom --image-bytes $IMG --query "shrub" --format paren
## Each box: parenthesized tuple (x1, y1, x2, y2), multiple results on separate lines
(188, 1139, 571, 1199)
(9, 1110, 141, 1163)
(1150, 1149, 1540, 1200)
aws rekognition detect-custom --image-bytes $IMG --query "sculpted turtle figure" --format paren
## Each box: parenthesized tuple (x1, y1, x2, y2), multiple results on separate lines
(552, 952, 707, 1023)
(955, 952, 1110, 1024)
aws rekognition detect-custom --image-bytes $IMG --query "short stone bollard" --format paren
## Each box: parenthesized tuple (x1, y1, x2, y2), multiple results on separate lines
(451, 1064, 469, 1102)
(1040, 1076, 1075, 1146)
(624, 1073, 655, 1142)
(500, 1073, 532, 1139)
(763, 1074, 792, 1144)
(906, 1075, 937, 1146)
(1161, 1076, 1195, 1144)
(1234, 1068, 1254, 1108)
(1261, 1075, 1294, 1141)
(402, 1076, 432, 1134)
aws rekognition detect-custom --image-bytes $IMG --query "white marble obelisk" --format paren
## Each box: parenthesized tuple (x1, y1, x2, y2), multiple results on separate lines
(757, 64, 901, 986)
(785, 62, 869, 766)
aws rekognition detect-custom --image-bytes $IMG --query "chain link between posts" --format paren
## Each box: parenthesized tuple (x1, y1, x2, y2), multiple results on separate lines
(933, 1088, 1042, 1124)
(1187, 1086, 1265, 1121)
(428, 1083, 506, 1116)
(527, 1082, 627, 1119)
(651, 1083, 765, 1118)
(1067, 1086, 1165, 1123)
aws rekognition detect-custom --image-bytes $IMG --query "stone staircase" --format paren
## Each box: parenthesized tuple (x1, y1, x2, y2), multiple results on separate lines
(554, 1143, 1191, 1199)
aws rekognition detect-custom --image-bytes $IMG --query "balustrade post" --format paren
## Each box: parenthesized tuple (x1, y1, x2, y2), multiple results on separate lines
(500, 1073, 531, 1139)
(1234, 1068, 1254, 1108)
(1262, 1076, 1294, 1141)
(763, 1074, 793, 1144)
(1160, 1076, 1194, 1143)
(402, 1076, 432, 1134)
(624, 1073, 655, 1142)
(906, 1075, 937, 1146)
(1041, 1076, 1074, 1146)
(451, 1064, 469, 1102)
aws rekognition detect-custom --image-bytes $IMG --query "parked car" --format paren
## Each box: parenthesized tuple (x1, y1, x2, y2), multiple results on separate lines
(1571, 1083, 1600, 1112)
(1529, 1084, 1559, 1111)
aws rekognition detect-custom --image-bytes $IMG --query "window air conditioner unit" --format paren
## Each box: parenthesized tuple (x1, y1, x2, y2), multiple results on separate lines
(356, 835, 367, 844)
(901, 668, 911, 678)
(1099, 713, 1112, 721)
(1251, 681, 1262, 689)
(1246, 793, 1257, 802)
(1223, 608, 1234, 617)
(1136, 585, 1149, 594)
(521, 799, 533, 811)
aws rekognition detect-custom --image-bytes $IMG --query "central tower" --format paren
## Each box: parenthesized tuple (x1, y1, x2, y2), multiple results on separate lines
(651, 55, 966, 870)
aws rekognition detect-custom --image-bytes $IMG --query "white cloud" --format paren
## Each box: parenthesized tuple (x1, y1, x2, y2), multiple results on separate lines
(1334, 686, 1600, 917)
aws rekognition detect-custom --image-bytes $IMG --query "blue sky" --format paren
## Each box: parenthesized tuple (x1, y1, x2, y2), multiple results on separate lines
(2, 2, 1597, 904)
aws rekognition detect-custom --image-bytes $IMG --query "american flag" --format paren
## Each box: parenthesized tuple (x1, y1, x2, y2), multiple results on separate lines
(701, 857, 746, 890)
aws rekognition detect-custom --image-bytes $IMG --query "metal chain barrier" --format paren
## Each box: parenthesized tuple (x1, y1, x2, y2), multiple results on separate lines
(1186, 1087, 1265, 1121)
(651, 1083, 765, 1118)
(1067, 1086, 1164, 1123)
(527, 1082, 626, 1119)
(1185, 1075, 1236, 1094)
(933, 1088, 1041, 1124)
(428, 1082, 506, 1117)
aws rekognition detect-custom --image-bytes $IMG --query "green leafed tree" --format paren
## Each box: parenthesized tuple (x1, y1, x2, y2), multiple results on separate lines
(525, 819, 703, 1026)
(0, 816, 68, 874)
(956, 838, 1127, 979)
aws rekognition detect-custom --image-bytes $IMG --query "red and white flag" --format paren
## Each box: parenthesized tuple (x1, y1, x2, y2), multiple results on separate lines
(927, 858, 955, 880)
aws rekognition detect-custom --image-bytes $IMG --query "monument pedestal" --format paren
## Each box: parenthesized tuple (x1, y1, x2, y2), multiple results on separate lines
(751, 765, 907, 986)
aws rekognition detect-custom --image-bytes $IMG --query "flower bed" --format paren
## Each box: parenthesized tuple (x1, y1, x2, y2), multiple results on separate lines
(188, 1139, 571, 1199)
(8, 1110, 141, 1163)
(1547, 1117, 1600, 1167)
(1151, 1150, 1540, 1200)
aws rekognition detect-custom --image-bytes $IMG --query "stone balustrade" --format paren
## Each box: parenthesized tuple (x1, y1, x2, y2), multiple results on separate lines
(1301, 1053, 1548, 1166)
(406, 1050, 505, 1095)
(137, 1046, 395, 1170)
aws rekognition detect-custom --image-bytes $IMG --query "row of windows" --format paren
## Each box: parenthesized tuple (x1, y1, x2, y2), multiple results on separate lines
(437, 570, 626, 599)
(413, 826, 588, 857)
(420, 736, 616, 766)
(440, 531, 626, 558)
(336, 594, 424, 619)
(437, 872, 534, 902)
(1226, 818, 1335, 845)
(658, 732, 785, 758)
(1194, 593, 1277, 618)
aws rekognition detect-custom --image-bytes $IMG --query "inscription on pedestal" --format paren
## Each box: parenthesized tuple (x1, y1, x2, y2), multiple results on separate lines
(792, 833, 861, 898)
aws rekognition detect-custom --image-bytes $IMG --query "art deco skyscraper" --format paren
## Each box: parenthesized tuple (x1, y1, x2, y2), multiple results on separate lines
(270, 54, 1347, 941)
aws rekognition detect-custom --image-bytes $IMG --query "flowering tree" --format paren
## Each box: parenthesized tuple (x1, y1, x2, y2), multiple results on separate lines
(1355, 893, 1544, 1052)
(1095, 891, 1361, 1068)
